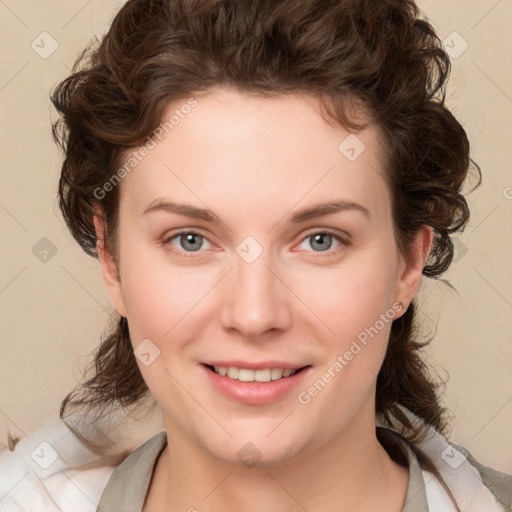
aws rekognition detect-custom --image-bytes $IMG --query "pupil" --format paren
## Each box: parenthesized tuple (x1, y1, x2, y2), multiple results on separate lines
(182, 233, 202, 251)
(312, 234, 331, 251)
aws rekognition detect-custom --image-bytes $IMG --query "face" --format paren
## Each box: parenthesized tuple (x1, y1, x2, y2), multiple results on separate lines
(96, 88, 429, 466)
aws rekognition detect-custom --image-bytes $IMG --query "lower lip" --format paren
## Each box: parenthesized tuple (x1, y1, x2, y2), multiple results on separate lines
(201, 365, 311, 404)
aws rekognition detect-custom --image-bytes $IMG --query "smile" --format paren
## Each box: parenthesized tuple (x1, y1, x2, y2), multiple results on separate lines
(201, 363, 311, 403)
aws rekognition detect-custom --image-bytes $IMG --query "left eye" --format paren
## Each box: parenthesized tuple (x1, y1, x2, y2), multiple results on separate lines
(297, 232, 344, 253)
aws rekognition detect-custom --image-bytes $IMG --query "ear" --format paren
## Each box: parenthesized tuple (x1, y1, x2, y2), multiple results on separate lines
(93, 208, 128, 317)
(394, 225, 434, 313)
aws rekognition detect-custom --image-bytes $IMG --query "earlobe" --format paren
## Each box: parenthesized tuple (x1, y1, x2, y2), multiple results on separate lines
(394, 225, 434, 312)
(93, 209, 128, 317)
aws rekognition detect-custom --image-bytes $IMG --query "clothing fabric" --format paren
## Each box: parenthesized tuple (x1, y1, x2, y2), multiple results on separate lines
(97, 428, 435, 511)
(0, 411, 510, 511)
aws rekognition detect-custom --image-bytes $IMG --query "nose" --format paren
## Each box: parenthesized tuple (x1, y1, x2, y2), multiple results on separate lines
(219, 250, 293, 340)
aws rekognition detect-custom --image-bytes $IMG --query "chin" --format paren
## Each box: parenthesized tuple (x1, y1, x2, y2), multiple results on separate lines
(204, 433, 309, 469)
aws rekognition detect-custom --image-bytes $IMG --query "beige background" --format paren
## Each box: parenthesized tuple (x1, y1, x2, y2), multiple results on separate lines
(0, 0, 511, 473)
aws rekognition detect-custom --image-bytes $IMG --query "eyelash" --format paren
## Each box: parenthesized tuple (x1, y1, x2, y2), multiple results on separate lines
(161, 229, 350, 258)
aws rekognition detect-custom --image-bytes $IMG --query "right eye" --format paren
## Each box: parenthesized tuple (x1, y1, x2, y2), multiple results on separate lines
(162, 230, 215, 256)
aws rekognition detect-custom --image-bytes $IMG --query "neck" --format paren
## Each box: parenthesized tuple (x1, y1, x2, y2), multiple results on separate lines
(146, 411, 409, 512)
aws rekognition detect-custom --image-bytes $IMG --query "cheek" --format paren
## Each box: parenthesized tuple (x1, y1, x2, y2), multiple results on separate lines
(296, 251, 398, 331)
(294, 248, 399, 392)
(294, 260, 398, 417)
(118, 244, 218, 347)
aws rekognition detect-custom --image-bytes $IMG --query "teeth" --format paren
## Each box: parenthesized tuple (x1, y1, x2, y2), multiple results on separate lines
(227, 367, 239, 379)
(212, 366, 298, 382)
(271, 368, 284, 380)
(254, 369, 272, 382)
(239, 368, 254, 382)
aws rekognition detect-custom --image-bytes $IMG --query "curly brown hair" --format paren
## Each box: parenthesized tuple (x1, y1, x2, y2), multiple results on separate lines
(51, 0, 480, 507)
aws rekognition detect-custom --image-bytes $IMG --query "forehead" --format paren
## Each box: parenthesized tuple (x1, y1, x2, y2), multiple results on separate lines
(118, 89, 389, 221)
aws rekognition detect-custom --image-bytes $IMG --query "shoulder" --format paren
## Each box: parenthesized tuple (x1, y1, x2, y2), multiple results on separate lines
(434, 442, 512, 512)
(380, 408, 512, 512)
(0, 420, 116, 512)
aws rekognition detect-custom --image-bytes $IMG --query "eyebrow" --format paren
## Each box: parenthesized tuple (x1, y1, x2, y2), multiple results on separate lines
(141, 198, 370, 223)
(290, 200, 370, 222)
(142, 199, 219, 222)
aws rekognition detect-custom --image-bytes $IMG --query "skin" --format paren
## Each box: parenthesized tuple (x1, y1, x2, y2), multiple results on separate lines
(94, 88, 433, 511)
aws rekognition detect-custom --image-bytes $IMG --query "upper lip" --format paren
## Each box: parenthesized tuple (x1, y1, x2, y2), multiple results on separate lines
(202, 360, 309, 370)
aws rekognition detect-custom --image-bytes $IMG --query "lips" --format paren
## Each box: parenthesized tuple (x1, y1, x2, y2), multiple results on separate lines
(200, 362, 312, 404)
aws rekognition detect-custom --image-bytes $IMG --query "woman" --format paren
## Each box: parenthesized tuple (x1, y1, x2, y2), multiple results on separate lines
(1, 0, 510, 511)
